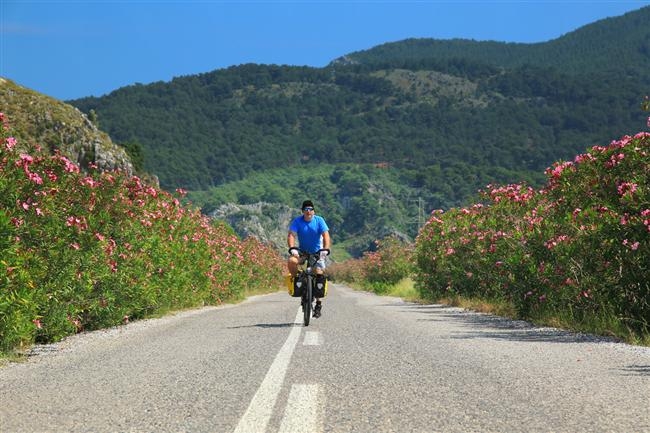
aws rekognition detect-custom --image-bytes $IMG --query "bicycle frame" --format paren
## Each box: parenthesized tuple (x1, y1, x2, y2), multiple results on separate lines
(296, 252, 321, 326)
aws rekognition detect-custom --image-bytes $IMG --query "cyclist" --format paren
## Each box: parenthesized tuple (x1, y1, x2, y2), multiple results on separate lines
(287, 200, 331, 318)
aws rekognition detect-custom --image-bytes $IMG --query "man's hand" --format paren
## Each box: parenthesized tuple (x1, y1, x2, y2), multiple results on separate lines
(288, 247, 300, 257)
(319, 248, 330, 260)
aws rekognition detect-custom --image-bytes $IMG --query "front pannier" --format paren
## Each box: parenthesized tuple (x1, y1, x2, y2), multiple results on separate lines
(288, 273, 305, 297)
(313, 274, 328, 298)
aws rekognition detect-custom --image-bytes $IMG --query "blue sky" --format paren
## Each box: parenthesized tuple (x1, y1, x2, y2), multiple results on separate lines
(2, 1, 649, 101)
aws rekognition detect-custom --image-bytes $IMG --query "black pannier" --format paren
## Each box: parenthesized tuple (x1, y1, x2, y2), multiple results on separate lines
(313, 274, 328, 298)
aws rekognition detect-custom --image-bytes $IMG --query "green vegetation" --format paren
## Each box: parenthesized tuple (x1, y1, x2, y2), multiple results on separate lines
(190, 164, 424, 252)
(329, 236, 415, 295)
(330, 128, 650, 345)
(186, 162, 543, 256)
(0, 78, 135, 177)
(338, 6, 650, 76)
(70, 61, 644, 193)
(414, 131, 650, 344)
(66, 7, 650, 253)
(0, 114, 283, 354)
(120, 140, 145, 172)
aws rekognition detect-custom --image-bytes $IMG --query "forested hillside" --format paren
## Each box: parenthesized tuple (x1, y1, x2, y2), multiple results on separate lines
(68, 6, 650, 255)
(334, 6, 650, 75)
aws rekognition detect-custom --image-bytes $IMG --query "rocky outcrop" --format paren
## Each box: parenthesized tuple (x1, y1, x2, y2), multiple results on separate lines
(209, 202, 295, 252)
(0, 77, 134, 176)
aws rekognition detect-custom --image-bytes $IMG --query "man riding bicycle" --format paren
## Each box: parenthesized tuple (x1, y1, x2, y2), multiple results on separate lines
(287, 200, 331, 318)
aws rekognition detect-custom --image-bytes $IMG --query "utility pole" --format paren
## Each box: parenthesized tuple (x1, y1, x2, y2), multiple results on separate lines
(411, 197, 425, 234)
(416, 197, 424, 232)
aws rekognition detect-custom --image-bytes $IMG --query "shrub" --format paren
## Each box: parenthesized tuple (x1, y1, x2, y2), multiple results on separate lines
(329, 235, 414, 293)
(0, 112, 284, 352)
(415, 131, 650, 339)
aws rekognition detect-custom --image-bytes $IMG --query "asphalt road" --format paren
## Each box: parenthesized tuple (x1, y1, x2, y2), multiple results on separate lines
(1, 284, 649, 433)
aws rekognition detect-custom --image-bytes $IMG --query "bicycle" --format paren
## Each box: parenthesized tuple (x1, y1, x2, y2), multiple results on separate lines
(293, 251, 327, 326)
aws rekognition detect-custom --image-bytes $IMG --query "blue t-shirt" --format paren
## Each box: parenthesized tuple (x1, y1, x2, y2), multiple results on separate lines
(289, 215, 329, 253)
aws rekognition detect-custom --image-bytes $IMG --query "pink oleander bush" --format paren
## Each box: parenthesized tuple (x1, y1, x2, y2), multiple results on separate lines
(0, 113, 284, 352)
(329, 236, 414, 293)
(415, 131, 650, 339)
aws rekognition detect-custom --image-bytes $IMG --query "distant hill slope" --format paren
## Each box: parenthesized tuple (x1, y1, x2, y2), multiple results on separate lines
(0, 78, 135, 176)
(66, 6, 650, 255)
(333, 6, 650, 75)
(69, 6, 649, 192)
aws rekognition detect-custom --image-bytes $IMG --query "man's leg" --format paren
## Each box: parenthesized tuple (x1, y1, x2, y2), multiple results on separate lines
(313, 268, 325, 317)
(287, 256, 300, 277)
(313, 300, 322, 317)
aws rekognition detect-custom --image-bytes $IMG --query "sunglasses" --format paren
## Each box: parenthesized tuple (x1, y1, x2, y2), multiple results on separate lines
(302, 207, 314, 211)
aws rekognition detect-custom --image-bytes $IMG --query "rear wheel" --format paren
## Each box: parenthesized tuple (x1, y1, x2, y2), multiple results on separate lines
(303, 276, 312, 326)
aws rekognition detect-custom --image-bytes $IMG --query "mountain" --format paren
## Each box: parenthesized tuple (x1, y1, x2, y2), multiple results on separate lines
(66, 6, 650, 255)
(0, 78, 136, 176)
(332, 6, 650, 76)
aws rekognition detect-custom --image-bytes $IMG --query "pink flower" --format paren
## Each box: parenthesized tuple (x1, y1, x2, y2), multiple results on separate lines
(5, 136, 17, 150)
(546, 161, 573, 179)
(68, 316, 81, 330)
(80, 177, 100, 188)
(28, 172, 43, 185)
(544, 234, 569, 249)
(57, 156, 80, 173)
(605, 153, 625, 168)
(617, 182, 638, 197)
(32, 319, 42, 329)
(574, 153, 595, 164)
(18, 153, 34, 164)
(65, 216, 88, 231)
(623, 239, 640, 251)
(620, 214, 630, 225)
(70, 243, 80, 250)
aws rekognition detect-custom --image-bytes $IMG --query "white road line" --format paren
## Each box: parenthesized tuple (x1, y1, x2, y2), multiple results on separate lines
(233, 309, 302, 433)
(278, 384, 323, 433)
(303, 331, 322, 346)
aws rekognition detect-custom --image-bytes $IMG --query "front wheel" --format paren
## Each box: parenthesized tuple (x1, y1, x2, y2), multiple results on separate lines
(303, 276, 312, 326)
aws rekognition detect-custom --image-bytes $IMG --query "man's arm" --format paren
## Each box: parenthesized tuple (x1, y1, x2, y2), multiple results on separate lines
(322, 231, 331, 250)
(287, 231, 297, 249)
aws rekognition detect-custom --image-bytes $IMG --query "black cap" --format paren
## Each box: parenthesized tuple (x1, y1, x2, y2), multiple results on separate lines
(301, 200, 314, 209)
